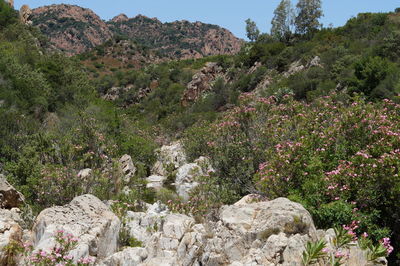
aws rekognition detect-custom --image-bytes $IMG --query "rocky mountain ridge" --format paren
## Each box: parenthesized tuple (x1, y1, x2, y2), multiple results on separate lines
(31, 4, 243, 58)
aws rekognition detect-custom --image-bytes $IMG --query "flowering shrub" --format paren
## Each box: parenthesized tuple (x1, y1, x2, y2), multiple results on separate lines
(184, 92, 399, 259)
(303, 224, 393, 265)
(20, 230, 95, 266)
(33, 162, 117, 208)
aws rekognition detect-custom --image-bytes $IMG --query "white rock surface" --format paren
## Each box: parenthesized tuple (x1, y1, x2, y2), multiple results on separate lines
(175, 163, 202, 201)
(31, 194, 120, 260)
(119, 154, 137, 183)
(77, 168, 92, 179)
(100, 247, 148, 266)
(146, 175, 167, 190)
(151, 142, 187, 176)
(0, 208, 23, 264)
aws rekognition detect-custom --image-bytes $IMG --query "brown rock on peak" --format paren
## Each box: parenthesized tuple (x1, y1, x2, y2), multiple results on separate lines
(31, 4, 113, 55)
(111, 13, 129, 23)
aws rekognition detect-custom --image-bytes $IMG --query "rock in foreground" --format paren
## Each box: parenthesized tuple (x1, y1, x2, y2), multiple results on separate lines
(31, 194, 120, 261)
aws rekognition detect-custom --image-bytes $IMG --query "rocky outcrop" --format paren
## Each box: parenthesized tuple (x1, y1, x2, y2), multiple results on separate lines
(108, 16, 243, 60)
(100, 247, 148, 266)
(146, 175, 167, 190)
(31, 5, 243, 58)
(149, 142, 213, 200)
(119, 154, 136, 183)
(283, 56, 323, 78)
(107, 196, 386, 266)
(102, 84, 152, 105)
(0, 208, 23, 265)
(181, 62, 224, 106)
(151, 141, 187, 176)
(31, 194, 120, 260)
(175, 163, 203, 200)
(31, 4, 113, 55)
(19, 5, 32, 25)
(111, 14, 129, 23)
(0, 175, 24, 209)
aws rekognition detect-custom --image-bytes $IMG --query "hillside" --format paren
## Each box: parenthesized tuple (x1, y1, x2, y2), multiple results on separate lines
(0, 0, 399, 265)
(31, 4, 243, 58)
(107, 14, 243, 59)
(31, 4, 113, 55)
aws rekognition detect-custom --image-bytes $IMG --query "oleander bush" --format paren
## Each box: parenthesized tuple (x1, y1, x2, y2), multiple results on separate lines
(184, 92, 400, 260)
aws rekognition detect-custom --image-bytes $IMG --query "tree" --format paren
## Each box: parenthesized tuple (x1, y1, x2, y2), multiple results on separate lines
(245, 19, 260, 42)
(271, 0, 294, 42)
(0, 0, 18, 27)
(294, 0, 323, 35)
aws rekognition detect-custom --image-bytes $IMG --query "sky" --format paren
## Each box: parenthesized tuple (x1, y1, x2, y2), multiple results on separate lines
(15, 0, 400, 39)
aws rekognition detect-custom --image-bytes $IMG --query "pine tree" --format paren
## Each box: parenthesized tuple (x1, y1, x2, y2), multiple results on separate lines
(245, 18, 260, 42)
(271, 0, 294, 42)
(294, 0, 323, 35)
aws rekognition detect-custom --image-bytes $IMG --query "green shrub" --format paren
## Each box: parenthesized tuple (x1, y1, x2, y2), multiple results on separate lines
(258, 228, 280, 241)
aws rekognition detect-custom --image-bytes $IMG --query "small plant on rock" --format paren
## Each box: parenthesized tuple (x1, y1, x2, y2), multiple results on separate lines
(258, 228, 280, 240)
(284, 215, 309, 235)
(20, 230, 95, 265)
(302, 238, 327, 266)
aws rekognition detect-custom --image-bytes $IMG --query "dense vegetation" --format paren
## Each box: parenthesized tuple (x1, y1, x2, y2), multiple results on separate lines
(1, 0, 400, 263)
(0, 2, 157, 214)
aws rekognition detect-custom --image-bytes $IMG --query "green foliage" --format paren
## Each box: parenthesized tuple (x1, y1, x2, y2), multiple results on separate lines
(271, 0, 294, 42)
(0, 0, 18, 28)
(284, 215, 309, 235)
(166, 172, 240, 216)
(295, 0, 323, 35)
(350, 56, 391, 97)
(333, 226, 353, 249)
(302, 239, 327, 266)
(258, 228, 280, 240)
(245, 18, 260, 42)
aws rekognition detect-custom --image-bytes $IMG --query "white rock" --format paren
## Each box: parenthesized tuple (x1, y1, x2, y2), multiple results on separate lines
(162, 214, 194, 240)
(0, 208, 23, 264)
(175, 163, 203, 201)
(77, 168, 92, 179)
(220, 197, 316, 238)
(119, 154, 137, 183)
(151, 142, 187, 176)
(146, 175, 167, 190)
(139, 257, 177, 266)
(100, 247, 147, 266)
(31, 194, 120, 260)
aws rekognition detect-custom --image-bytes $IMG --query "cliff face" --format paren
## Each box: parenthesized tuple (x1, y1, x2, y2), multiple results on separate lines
(108, 15, 243, 59)
(31, 4, 113, 55)
(31, 5, 243, 58)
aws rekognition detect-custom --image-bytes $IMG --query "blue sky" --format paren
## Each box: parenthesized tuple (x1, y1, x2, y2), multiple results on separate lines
(15, 0, 400, 39)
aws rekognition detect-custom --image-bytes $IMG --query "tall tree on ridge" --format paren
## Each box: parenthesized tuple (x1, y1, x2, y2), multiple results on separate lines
(294, 0, 323, 35)
(271, 0, 294, 42)
(245, 18, 260, 42)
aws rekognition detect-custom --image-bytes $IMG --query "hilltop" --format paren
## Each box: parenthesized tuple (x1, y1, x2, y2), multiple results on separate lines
(31, 4, 243, 58)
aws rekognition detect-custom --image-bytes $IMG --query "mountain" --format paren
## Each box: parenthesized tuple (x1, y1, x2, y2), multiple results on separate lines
(31, 4, 243, 58)
(31, 4, 113, 55)
(107, 14, 243, 59)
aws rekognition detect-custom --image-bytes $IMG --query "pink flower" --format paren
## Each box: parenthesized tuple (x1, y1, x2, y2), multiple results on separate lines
(322, 247, 330, 253)
(381, 237, 394, 255)
(335, 250, 345, 258)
